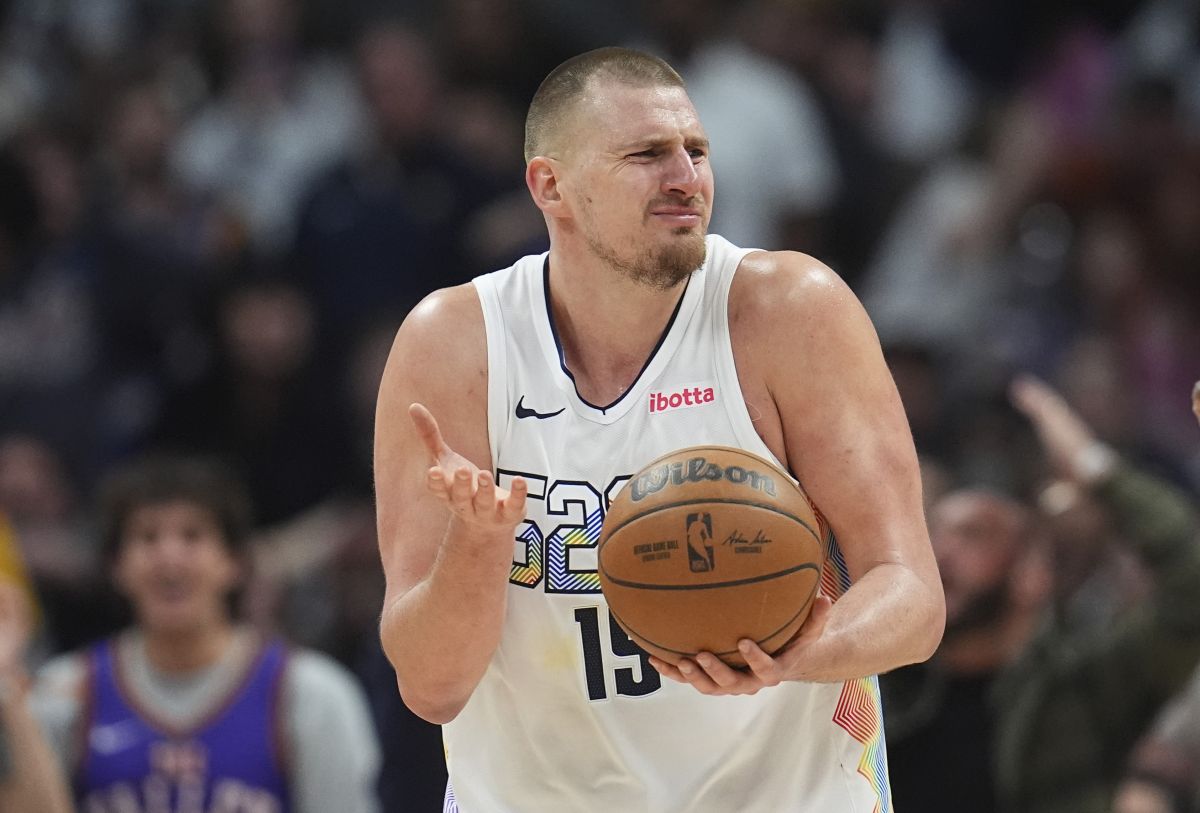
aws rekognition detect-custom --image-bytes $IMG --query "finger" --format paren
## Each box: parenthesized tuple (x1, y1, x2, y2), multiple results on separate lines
(473, 470, 496, 514)
(648, 656, 686, 683)
(802, 595, 832, 638)
(676, 658, 722, 693)
(409, 403, 448, 461)
(426, 467, 450, 498)
(1008, 374, 1053, 416)
(500, 476, 528, 523)
(739, 640, 783, 685)
(695, 652, 752, 690)
(448, 466, 476, 510)
(1192, 380, 1199, 423)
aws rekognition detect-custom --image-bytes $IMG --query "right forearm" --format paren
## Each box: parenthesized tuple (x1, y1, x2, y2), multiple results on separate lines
(0, 673, 73, 813)
(381, 519, 514, 723)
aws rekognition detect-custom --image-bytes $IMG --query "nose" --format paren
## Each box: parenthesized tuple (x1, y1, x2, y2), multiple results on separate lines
(150, 533, 191, 565)
(660, 145, 701, 198)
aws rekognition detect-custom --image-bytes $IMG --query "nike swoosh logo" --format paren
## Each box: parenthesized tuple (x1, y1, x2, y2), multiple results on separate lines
(90, 719, 144, 755)
(515, 396, 565, 420)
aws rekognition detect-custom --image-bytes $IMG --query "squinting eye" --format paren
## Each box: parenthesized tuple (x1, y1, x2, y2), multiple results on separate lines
(629, 150, 656, 159)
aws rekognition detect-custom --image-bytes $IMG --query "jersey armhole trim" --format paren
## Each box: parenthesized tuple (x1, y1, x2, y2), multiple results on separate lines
(473, 275, 508, 467)
(713, 248, 779, 464)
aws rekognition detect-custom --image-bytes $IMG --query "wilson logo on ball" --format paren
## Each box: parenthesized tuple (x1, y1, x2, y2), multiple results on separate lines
(629, 455, 778, 502)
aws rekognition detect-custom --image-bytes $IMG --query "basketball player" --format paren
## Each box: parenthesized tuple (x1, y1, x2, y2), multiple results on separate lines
(0, 455, 380, 812)
(374, 47, 945, 812)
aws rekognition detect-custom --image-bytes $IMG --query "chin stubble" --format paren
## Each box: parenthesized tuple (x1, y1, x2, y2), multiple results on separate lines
(586, 230, 707, 291)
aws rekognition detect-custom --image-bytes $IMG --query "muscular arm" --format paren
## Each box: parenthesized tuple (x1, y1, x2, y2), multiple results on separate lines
(375, 286, 526, 724)
(656, 254, 944, 691)
(762, 254, 944, 680)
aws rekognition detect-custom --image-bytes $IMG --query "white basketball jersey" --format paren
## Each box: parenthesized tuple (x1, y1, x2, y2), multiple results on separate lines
(446, 234, 892, 813)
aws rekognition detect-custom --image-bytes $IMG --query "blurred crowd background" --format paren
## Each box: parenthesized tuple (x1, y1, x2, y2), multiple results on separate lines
(0, 0, 1198, 810)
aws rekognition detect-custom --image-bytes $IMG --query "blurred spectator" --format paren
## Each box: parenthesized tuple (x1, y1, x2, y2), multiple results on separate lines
(884, 488, 1049, 813)
(250, 317, 394, 664)
(292, 19, 512, 362)
(523, 0, 644, 53)
(635, 0, 840, 252)
(0, 501, 41, 650)
(885, 342, 953, 465)
(0, 131, 103, 482)
(434, 0, 573, 109)
(90, 80, 239, 460)
(359, 637, 447, 813)
(871, 0, 978, 165)
(883, 375, 1200, 813)
(858, 104, 1019, 356)
(0, 574, 70, 813)
(1112, 380, 1200, 813)
(171, 0, 365, 252)
(0, 434, 120, 652)
(0, 454, 380, 812)
(0, 0, 1193, 804)
(153, 275, 353, 526)
(439, 84, 548, 272)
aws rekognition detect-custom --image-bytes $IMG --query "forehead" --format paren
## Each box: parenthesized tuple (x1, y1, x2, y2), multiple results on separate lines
(932, 494, 1020, 540)
(571, 79, 705, 150)
(124, 500, 221, 532)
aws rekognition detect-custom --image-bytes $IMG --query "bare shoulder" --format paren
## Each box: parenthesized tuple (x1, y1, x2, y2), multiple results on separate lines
(379, 284, 485, 415)
(731, 250, 859, 332)
(377, 281, 488, 456)
(391, 283, 487, 372)
(729, 250, 874, 378)
(375, 282, 492, 587)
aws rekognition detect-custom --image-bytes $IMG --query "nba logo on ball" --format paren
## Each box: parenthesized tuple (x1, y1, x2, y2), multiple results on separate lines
(599, 445, 825, 668)
(685, 513, 715, 572)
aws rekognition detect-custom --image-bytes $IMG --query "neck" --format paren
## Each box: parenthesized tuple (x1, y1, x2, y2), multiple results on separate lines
(141, 621, 236, 675)
(547, 243, 690, 404)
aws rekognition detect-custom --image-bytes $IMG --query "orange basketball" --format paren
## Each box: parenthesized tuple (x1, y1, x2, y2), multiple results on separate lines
(599, 446, 826, 668)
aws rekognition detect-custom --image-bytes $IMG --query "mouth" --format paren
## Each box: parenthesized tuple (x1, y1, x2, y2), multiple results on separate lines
(146, 578, 196, 605)
(650, 209, 703, 228)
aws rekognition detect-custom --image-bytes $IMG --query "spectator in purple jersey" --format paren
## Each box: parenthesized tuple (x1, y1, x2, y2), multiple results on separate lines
(0, 455, 380, 813)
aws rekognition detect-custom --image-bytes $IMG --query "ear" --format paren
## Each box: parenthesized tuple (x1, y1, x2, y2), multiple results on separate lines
(526, 156, 568, 216)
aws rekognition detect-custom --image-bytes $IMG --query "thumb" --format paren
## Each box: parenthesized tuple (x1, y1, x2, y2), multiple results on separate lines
(409, 403, 447, 460)
(798, 594, 832, 641)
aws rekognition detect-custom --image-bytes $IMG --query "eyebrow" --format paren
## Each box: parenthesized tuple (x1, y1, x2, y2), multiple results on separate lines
(615, 136, 710, 152)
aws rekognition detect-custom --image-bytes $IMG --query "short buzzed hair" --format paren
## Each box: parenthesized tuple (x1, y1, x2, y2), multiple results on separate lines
(524, 47, 685, 163)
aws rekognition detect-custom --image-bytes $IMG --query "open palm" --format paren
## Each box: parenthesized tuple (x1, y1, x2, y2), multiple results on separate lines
(409, 403, 528, 532)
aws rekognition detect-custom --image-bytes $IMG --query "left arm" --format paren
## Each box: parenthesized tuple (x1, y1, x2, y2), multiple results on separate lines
(654, 253, 944, 692)
(0, 581, 73, 813)
(286, 652, 382, 813)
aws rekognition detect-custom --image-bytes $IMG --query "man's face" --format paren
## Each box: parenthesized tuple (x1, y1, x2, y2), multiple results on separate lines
(113, 501, 241, 636)
(555, 79, 714, 289)
(930, 493, 1023, 634)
